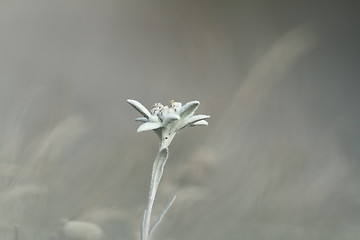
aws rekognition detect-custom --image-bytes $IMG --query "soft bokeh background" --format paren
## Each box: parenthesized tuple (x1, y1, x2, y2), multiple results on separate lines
(0, 0, 359, 239)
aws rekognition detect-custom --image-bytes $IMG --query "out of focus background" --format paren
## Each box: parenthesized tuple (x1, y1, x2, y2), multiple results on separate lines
(0, 0, 359, 239)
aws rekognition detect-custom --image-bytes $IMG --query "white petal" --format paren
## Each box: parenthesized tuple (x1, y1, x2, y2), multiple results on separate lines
(190, 120, 208, 126)
(127, 99, 152, 118)
(135, 117, 148, 122)
(166, 113, 180, 121)
(149, 115, 160, 122)
(178, 114, 210, 130)
(137, 122, 162, 132)
(179, 101, 199, 118)
(163, 113, 180, 125)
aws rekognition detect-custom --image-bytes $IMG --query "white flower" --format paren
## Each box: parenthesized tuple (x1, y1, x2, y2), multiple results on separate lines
(127, 99, 209, 148)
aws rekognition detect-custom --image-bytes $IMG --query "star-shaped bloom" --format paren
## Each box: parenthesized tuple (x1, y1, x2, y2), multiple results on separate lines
(127, 99, 209, 149)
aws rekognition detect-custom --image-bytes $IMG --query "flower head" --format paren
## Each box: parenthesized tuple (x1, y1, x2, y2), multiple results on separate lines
(127, 99, 209, 149)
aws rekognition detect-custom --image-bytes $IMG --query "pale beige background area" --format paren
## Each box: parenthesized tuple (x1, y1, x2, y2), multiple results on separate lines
(0, 0, 359, 239)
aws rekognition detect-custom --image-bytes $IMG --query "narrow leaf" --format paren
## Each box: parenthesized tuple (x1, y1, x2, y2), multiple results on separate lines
(150, 195, 176, 237)
(143, 148, 169, 240)
(190, 120, 209, 126)
(162, 113, 180, 125)
(150, 148, 169, 195)
(178, 114, 210, 130)
(179, 101, 199, 118)
(127, 99, 152, 118)
(137, 122, 162, 132)
(135, 117, 148, 122)
(166, 113, 180, 121)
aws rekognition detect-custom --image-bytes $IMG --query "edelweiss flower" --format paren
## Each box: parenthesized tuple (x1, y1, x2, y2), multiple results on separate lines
(127, 99, 209, 149)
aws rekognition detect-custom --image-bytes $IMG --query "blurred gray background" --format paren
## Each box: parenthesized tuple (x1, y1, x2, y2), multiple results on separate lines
(0, 0, 359, 239)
